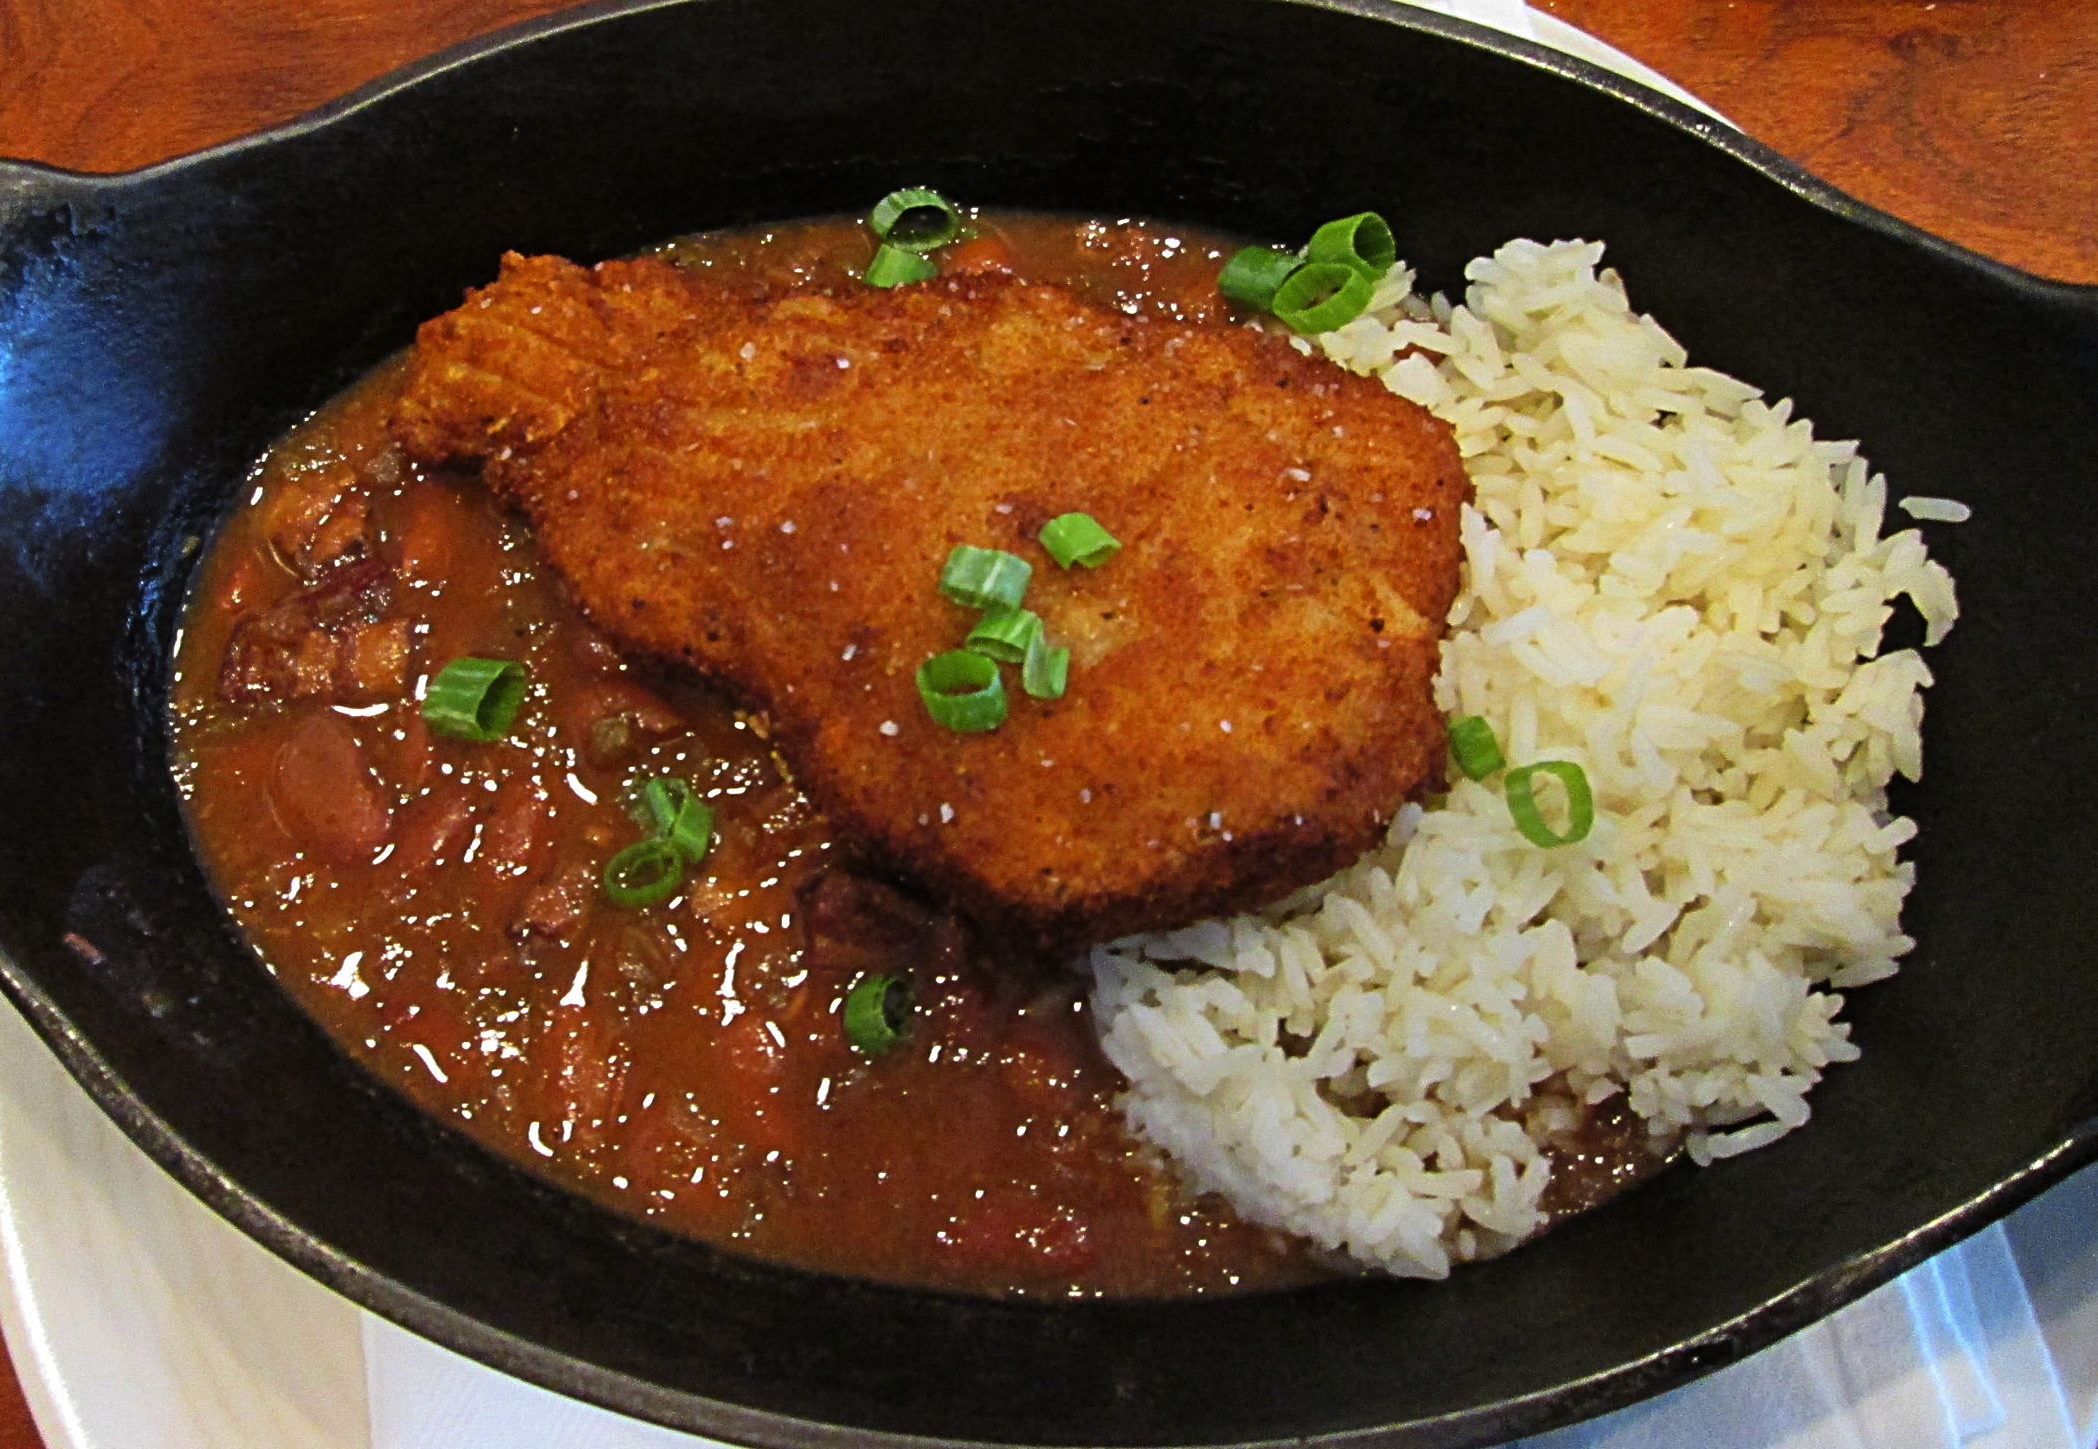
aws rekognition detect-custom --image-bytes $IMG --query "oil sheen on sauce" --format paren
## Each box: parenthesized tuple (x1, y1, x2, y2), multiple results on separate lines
(168, 214, 1332, 1299)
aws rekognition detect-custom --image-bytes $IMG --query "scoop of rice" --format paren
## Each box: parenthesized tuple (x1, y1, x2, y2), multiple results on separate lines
(1091, 239, 1960, 1280)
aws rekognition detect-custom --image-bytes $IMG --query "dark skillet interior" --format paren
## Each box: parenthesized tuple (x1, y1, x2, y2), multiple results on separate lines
(3, 0, 2097, 1443)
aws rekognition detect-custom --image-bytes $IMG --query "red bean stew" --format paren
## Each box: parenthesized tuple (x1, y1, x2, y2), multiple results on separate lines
(168, 215, 1337, 1297)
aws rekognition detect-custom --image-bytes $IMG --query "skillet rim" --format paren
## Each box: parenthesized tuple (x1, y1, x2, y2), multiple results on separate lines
(2, 1, 2096, 1445)
(5, 0, 2097, 309)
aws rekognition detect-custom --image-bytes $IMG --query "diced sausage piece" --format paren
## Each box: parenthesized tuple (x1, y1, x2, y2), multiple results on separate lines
(220, 556, 400, 707)
(510, 858, 598, 950)
(345, 618, 412, 699)
(389, 791, 477, 883)
(264, 467, 375, 579)
(310, 554, 394, 618)
(481, 790, 549, 878)
(269, 710, 394, 864)
(291, 628, 339, 696)
(796, 868, 972, 980)
(304, 497, 371, 575)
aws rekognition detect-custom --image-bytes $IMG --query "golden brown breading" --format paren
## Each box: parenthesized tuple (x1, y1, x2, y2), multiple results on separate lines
(392, 251, 1468, 950)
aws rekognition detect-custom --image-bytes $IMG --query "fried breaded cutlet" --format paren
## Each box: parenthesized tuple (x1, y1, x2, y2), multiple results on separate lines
(392, 250, 1468, 950)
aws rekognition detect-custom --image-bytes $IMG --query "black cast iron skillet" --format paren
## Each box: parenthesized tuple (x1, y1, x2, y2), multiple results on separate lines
(2, 0, 2096, 1443)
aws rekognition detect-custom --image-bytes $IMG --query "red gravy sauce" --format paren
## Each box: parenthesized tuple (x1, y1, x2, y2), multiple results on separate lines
(168, 214, 1333, 1298)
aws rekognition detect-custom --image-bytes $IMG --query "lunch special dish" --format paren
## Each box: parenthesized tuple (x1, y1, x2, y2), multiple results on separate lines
(8, 0, 2094, 1438)
(169, 196, 1957, 1294)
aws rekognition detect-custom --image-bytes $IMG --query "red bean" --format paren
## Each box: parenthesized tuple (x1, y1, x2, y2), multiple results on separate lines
(268, 710, 394, 864)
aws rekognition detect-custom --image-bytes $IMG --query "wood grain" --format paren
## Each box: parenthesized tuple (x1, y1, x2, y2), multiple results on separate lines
(0, 0, 576, 173)
(2, 0, 2093, 283)
(0, 2, 2092, 1446)
(1535, 0, 2098, 282)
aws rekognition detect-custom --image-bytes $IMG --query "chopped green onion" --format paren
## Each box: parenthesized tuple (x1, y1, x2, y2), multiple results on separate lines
(1448, 715, 1506, 781)
(1217, 245, 1304, 312)
(639, 775, 692, 833)
(602, 837, 683, 909)
(664, 798, 714, 864)
(916, 650, 1008, 732)
(1504, 761, 1595, 848)
(421, 657, 527, 742)
(640, 777, 715, 864)
(863, 243, 937, 288)
(965, 606, 1043, 664)
(869, 188, 962, 252)
(1270, 261, 1375, 334)
(1022, 633, 1069, 700)
(1039, 512, 1121, 569)
(843, 972, 911, 1055)
(1306, 211, 1396, 281)
(937, 544, 1032, 611)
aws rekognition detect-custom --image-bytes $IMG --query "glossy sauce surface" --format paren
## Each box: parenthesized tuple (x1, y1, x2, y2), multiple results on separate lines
(169, 214, 1331, 1297)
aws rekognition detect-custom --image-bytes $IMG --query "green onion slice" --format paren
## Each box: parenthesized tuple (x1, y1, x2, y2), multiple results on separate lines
(965, 606, 1043, 664)
(639, 777, 715, 864)
(639, 775, 692, 833)
(868, 188, 962, 252)
(1306, 211, 1396, 281)
(937, 544, 1032, 611)
(863, 243, 937, 288)
(1504, 761, 1596, 848)
(421, 657, 527, 742)
(1022, 633, 1069, 700)
(1448, 715, 1506, 781)
(602, 837, 683, 909)
(664, 797, 714, 864)
(1039, 511, 1121, 569)
(1217, 245, 1304, 312)
(916, 650, 1009, 732)
(1270, 261, 1376, 335)
(843, 972, 911, 1055)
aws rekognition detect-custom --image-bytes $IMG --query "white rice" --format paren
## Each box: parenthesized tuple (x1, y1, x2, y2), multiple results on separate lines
(1899, 496, 1973, 524)
(1090, 239, 1960, 1279)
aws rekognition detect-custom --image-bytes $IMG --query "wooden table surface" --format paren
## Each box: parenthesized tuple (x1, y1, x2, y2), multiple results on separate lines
(0, 0, 2092, 1444)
